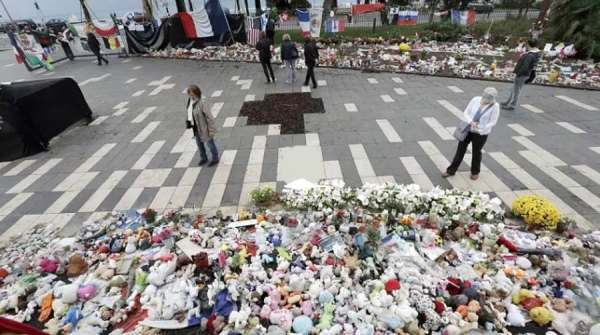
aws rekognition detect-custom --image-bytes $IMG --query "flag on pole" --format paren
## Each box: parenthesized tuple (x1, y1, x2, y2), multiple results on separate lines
(180, 0, 229, 38)
(260, 12, 269, 31)
(296, 10, 311, 37)
(309, 8, 323, 38)
(7, 31, 24, 64)
(94, 21, 117, 36)
(325, 19, 345, 33)
(246, 16, 262, 45)
(451, 9, 475, 26)
(279, 10, 290, 22)
(397, 10, 418, 25)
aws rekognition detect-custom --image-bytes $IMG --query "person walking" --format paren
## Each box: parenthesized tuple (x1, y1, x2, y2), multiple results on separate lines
(265, 18, 276, 45)
(501, 38, 540, 111)
(303, 36, 318, 89)
(256, 32, 275, 84)
(443, 87, 500, 180)
(280, 34, 299, 84)
(186, 85, 219, 166)
(86, 25, 109, 66)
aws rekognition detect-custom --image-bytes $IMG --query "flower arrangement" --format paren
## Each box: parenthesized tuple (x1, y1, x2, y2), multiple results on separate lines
(512, 195, 562, 230)
(141, 208, 158, 224)
(279, 181, 504, 222)
(249, 186, 277, 207)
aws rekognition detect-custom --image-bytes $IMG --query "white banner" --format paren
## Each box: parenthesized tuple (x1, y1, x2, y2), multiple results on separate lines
(309, 8, 323, 38)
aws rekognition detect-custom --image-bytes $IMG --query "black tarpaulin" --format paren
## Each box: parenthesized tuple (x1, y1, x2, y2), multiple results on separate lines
(125, 21, 171, 54)
(0, 78, 92, 161)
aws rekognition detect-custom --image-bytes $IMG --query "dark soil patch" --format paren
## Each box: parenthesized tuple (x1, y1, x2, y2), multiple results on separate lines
(239, 93, 325, 134)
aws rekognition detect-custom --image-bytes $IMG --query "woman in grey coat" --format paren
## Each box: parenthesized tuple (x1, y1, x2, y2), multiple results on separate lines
(186, 85, 219, 166)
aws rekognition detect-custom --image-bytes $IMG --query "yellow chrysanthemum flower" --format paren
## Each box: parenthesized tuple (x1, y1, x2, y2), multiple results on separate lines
(512, 195, 562, 230)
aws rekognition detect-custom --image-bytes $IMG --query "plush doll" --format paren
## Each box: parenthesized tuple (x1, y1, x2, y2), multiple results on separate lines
(292, 315, 313, 335)
(61, 283, 79, 304)
(62, 306, 82, 333)
(505, 304, 525, 327)
(270, 309, 294, 331)
(77, 284, 97, 301)
(316, 303, 335, 330)
(67, 254, 89, 277)
(530, 306, 554, 326)
(38, 257, 60, 274)
(552, 297, 575, 312)
(44, 318, 62, 335)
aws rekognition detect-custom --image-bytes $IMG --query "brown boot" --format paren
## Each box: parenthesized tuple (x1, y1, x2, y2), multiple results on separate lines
(442, 172, 454, 178)
(470, 174, 479, 180)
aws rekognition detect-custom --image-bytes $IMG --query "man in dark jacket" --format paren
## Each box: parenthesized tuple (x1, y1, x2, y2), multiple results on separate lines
(501, 38, 540, 111)
(303, 37, 319, 89)
(256, 32, 275, 84)
(86, 25, 109, 66)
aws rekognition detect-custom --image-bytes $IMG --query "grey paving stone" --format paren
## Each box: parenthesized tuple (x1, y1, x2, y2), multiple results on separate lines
(221, 183, 243, 206)
(132, 187, 159, 210)
(15, 192, 62, 215)
(260, 163, 278, 182)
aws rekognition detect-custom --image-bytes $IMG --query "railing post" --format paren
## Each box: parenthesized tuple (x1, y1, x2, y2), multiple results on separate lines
(372, 17, 376, 33)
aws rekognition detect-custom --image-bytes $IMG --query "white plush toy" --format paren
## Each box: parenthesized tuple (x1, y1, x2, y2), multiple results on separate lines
(506, 303, 526, 327)
(146, 259, 177, 287)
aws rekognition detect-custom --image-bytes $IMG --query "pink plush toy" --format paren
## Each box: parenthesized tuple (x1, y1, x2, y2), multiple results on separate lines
(301, 299, 313, 316)
(38, 257, 59, 274)
(77, 284, 97, 300)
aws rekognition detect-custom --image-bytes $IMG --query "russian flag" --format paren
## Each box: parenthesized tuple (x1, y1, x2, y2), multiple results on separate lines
(325, 19, 345, 33)
(398, 10, 418, 26)
(452, 9, 475, 26)
(180, 0, 229, 39)
(296, 9, 311, 37)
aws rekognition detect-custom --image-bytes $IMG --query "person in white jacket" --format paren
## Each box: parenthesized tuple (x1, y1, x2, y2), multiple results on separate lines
(443, 87, 500, 180)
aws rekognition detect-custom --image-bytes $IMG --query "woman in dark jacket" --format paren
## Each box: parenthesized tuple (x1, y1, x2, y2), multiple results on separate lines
(256, 31, 275, 83)
(280, 34, 299, 84)
(86, 25, 109, 66)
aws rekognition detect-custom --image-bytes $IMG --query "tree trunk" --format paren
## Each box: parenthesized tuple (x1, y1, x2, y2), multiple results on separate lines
(379, 0, 389, 25)
(429, 0, 441, 23)
(254, 0, 262, 15)
(80, 0, 92, 22)
(244, 0, 250, 15)
(321, 0, 335, 29)
(175, 0, 186, 12)
(537, 0, 550, 21)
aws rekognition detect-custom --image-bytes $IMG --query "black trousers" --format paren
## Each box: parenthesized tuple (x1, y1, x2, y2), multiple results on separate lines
(92, 49, 108, 65)
(61, 42, 74, 60)
(260, 59, 275, 82)
(266, 30, 275, 45)
(304, 61, 317, 87)
(446, 131, 488, 175)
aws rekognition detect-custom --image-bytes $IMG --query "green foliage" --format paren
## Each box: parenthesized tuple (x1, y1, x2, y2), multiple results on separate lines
(250, 186, 276, 205)
(548, 0, 600, 60)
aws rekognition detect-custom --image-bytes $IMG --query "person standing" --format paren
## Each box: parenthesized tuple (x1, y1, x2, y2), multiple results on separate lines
(256, 32, 275, 84)
(59, 28, 75, 61)
(443, 87, 500, 180)
(303, 37, 318, 89)
(186, 85, 219, 166)
(265, 18, 276, 45)
(501, 38, 540, 111)
(280, 34, 299, 84)
(86, 25, 109, 66)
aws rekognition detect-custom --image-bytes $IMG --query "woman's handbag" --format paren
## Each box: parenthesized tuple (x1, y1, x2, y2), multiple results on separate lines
(453, 103, 494, 141)
(291, 46, 299, 59)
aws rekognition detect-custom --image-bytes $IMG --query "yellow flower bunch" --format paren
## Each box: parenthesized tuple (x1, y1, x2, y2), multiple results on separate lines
(512, 196, 562, 230)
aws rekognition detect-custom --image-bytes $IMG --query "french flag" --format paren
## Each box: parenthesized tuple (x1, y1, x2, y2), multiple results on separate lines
(180, 0, 229, 39)
(7, 31, 24, 64)
(397, 10, 418, 25)
(452, 9, 476, 26)
(296, 10, 311, 37)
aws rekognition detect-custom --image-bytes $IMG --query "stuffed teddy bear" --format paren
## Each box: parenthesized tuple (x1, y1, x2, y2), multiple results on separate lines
(530, 306, 554, 326)
(552, 297, 575, 312)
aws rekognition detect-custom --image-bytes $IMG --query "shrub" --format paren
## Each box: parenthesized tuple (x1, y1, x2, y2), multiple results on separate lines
(512, 195, 562, 230)
(548, 0, 600, 60)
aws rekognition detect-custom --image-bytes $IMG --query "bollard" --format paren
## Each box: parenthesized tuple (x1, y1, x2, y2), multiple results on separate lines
(372, 17, 376, 33)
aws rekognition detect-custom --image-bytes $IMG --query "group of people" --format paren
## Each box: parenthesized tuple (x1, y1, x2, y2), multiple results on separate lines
(255, 32, 319, 88)
(183, 38, 540, 179)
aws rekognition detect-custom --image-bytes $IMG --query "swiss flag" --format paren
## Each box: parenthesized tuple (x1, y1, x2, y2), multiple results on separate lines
(279, 10, 290, 22)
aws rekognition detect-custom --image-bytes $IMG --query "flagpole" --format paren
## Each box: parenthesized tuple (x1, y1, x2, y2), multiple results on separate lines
(217, 0, 236, 43)
(0, 0, 19, 32)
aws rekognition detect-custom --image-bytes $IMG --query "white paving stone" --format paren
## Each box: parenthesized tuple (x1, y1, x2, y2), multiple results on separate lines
(317, 80, 327, 86)
(212, 90, 223, 97)
(132, 121, 161, 143)
(301, 86, 311, 92)
(437, 100, 464, 119)
(556, 95, 598, 111)
(268, 124, 281, 135)
(394, 88, 407, 95)
(245, 94, 255, 102)
(367, 78, 378, 84)
(252, 136, 267, 149)
(448, 86, 463, 93)
(556, 122, 586, 134)
(4, 159, 36, 176)
(223, 117, 237, 127)
(344, 103, 357, 112)
(132, 90, 146, 97)
(513, 136, 566, 167)
(400, 157, 434, 191)
(376, 119, 402, 142)
(306, 133, 320, 146)
(324, 160, 343, 180)
(423, 117, 454, 140)
(211, 102, 224, 117)
(132, 106, 157, 123)
(507, 124, 535, 137)
(521, 104, 544, 113)
(113, 101, 129, 109)
(572, 165, 600, 186)
(277, 146, 325, 183)
(380, 95, 394, 102)
(391, 77, 403, 83)
(125, 78, 137, 84)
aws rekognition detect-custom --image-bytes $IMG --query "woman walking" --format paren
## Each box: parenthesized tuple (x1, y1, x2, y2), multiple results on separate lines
(86, 24, 109, 66)
(443, 87, 500, 180)
(186, 85, 219, 166)
(280, 34, 299, 84)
